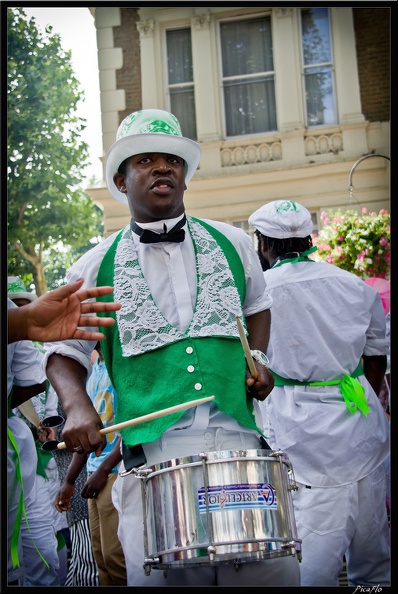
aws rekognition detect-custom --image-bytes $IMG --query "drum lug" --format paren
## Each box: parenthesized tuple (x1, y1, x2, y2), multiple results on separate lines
(281, 541, 301, 558)
(269, 449, 285, 458)
(143, 557, 160, 575)
(207, 545, 216, 561)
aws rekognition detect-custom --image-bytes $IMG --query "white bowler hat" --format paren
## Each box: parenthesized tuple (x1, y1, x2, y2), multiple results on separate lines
(249, 200, 313, 239)
(7, 276, 37, 302)
(105, 109, 202, 204)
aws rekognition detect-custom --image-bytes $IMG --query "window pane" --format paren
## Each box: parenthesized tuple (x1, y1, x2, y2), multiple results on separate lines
(224, 77, 277, 136)
(167, 29, 193, 84)
(305, 67, 334, 126)
(302, 8, 331, 65)
(220, 16, 276, 137)
(220, 18, 274, 76)
(166, 28, 196, 140)
(170, 87, 197, 140)
(301, 7, 335, 126)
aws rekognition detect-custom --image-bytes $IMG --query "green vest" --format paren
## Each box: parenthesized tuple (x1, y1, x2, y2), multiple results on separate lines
(96, 217, 263, 447)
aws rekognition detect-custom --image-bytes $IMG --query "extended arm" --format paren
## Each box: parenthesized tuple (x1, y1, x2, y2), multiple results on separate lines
(8, 279, 121, 344)
(55, 451, 88, 512)
(81, 437, 123, 499)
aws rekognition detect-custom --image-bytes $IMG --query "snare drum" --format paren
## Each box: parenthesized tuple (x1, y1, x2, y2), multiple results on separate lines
(135, 449, 302, 574)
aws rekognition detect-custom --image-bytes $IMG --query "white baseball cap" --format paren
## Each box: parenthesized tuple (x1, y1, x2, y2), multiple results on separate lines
(105, 109, 202, 204)
(249, 200, 313, 239)
(7, 276, 37, 302)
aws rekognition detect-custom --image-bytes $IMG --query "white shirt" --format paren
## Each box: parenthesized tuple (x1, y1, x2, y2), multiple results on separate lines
(8, 299, 47, 397)
(43, 217, 272, 433)
(259, 260, 389, 486)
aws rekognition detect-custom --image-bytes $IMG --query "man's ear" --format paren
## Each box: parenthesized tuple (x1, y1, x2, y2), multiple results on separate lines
(260, 236, 272, 259)
(114, 172, 126, 192)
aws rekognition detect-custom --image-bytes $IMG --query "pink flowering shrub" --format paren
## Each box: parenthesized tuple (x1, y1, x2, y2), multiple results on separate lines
(312, 208, 390, 279)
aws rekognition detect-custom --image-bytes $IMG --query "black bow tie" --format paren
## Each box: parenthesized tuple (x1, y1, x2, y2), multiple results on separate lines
(130, 215, 186, 243)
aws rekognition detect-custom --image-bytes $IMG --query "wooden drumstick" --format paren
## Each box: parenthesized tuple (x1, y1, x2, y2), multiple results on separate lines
(56, 395, 216, 450)
(18, 399, 42, 428)
(236, 315, 259, 380)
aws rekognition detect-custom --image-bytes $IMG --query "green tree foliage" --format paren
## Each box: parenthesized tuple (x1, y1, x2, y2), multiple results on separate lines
(8, 7, 103, 295)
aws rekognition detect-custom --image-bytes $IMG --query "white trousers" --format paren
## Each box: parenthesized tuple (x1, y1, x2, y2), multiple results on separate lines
(19, 473, 60, 586)
(112, 428, 301, 586)
(293, 462, 390, 586)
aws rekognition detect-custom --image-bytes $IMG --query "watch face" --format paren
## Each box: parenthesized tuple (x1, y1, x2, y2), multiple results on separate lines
(251, 350, 270, 366)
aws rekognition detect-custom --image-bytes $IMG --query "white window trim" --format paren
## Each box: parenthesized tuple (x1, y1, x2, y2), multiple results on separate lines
(299, 6, 338, 128)
(216, 11, 274, 140)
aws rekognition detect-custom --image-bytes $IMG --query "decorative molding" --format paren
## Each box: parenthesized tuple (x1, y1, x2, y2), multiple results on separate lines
(136, 19, 155, 37)
(192, 14, 211, 30)
(304, 132, 344, 156)
(274, 7, 293, 18)
(221, 141, 282, 167)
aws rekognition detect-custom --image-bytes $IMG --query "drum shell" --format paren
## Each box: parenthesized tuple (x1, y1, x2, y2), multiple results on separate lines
(139, 449, 301, 569)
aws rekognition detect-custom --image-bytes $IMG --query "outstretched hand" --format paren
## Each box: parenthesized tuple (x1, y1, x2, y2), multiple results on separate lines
(8, 279, 121, 343)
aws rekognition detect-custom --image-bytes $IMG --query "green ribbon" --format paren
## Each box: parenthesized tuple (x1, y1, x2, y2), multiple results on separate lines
(56, 530, 66, 552)
(7, 427, 50, 570)
(272, 363, 370, 416)
(7, 427, 25, 568)
(35, 441, 51, 480)
(271, 246, 318, 269)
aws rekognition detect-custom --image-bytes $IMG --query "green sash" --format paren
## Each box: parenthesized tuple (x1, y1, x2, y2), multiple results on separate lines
(272, 363, 370, 416)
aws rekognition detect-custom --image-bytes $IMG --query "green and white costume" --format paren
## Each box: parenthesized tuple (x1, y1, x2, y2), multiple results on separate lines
(97, 216, 263, 447)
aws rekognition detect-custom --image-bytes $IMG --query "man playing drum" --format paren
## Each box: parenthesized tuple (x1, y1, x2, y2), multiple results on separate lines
(44, 109, 300, 586)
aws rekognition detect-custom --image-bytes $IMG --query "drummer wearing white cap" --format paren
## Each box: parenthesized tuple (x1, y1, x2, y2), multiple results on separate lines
(44, 110, 301, 586)
(249, 200, 390, 586)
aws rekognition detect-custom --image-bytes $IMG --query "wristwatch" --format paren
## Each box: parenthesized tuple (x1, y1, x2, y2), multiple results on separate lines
(250, 350, 270, 368)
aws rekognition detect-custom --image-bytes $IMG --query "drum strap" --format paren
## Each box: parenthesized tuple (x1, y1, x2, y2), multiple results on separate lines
(271, 363, 370, 416)
(121, 442, 147, 473)
(189, 401, 210, 430)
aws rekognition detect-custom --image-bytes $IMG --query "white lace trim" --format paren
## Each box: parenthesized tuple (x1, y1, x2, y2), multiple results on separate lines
(114, 217, 243, 356)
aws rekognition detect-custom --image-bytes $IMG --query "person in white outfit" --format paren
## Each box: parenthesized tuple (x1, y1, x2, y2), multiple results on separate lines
(8, 276, 70, 584)
(7, 298, 60, 586)
(43, 109, 301, 586)
(248, 199, 390, 587)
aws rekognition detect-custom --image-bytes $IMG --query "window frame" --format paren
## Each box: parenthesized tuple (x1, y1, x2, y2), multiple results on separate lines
(216, 11, 277, 140)
(299, 6, 338, 128)
(163, 24, 197, 140)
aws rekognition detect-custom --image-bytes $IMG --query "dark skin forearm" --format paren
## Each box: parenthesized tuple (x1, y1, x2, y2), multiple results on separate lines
(11, 381, 47, 408)
(95, 436, 123, 474)
(245, 309, 274, 400)
(46, 353, 105, 456)
(362, 354, 387, 396)
(81, 437, 123, 500)
(64, 451, 88, 485)
(246, 309, 271, 353)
